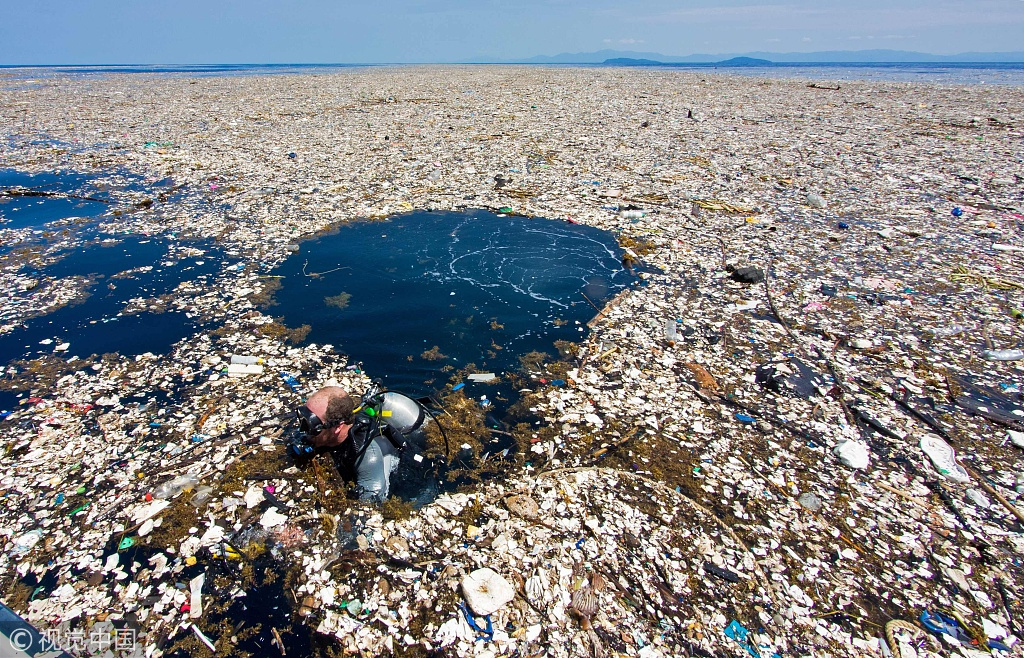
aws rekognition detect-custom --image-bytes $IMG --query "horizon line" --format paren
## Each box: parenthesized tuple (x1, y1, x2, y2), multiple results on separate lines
(4, 59, 1024, 67)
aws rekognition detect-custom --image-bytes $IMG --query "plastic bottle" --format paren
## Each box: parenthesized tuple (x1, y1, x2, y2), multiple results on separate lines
(230, 355, 263, 365)
(191, 485, 214, 506)
(664, 320, 679, 343)
(620, 210, 645, 219)
(152, 473, 200, 499)
(925, 325, 969, 338)
(982, 349, 1024, 361)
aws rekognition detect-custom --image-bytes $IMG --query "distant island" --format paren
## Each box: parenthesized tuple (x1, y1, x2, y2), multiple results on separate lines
(715, 57, 772, 67)
(603, 56, 773, 67)
(468, 48, 1024, 65)
(602, 58, 664, 66)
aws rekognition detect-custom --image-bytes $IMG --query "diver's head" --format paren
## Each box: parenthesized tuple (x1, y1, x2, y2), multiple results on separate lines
(297, 386, 356, 447)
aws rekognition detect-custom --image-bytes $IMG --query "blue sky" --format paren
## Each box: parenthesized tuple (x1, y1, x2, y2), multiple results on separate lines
(1, 0, 1022, 64)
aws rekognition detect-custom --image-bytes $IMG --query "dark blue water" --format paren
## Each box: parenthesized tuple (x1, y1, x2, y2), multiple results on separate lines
(0, 168, 173, 233)
(0, 235, 225, 365)
(0, 63, 373, 79)
(272, 210, 636, 401)
(0, 169, 111, 231)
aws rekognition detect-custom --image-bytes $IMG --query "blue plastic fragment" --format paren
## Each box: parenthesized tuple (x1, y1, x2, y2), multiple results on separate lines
(952, 206, 963, 217)
(837, 221, 850, 229)
(551, 379, 566, 387)
(55, 493, 65, 505)
(724, 620, 748, 642)
(920, 610, 973, 644)
(735, 413, 756, 424)
(724, 620, 759, 658)
(575, 538, 585, 549)
(459, 602, 494, 642)
(281, 373, 302, 393)
(452, 382, 465, 392)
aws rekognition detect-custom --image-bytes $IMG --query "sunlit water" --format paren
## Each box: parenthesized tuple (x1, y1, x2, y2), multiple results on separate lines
(271, 210, 639, 410)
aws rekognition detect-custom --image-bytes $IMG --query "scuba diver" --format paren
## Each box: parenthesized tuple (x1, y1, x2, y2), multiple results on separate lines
(291, 382, 431, 502)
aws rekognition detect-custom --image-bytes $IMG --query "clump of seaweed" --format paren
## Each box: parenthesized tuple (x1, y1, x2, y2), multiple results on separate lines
(553, 339, 579, 358)
(259, 319, 311, 344)
(381, 497, 415, 521)
(618, 234, 656, 267)
(419, 345, 446, 361)
(422, 389, 489, 466)
(248, 277, 283, 308)
(324, 292, 351, 309)
(518, 350, 551, 371)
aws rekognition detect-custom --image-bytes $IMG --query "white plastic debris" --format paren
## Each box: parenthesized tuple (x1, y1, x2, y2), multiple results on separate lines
(981, 349, 1024, 361)
(965, 489, 991, 509)
(920, 435, 970, 483)
(461, 568, 515, 616)
(189, 573, 205, 619)
(833, 439, 870, 470)
(260, 508, 288, 529)
(227, 363, 265, 376)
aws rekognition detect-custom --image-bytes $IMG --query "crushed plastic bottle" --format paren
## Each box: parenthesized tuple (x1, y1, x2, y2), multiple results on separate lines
(981, 349, 1024, 361)
(152, 473, 200, 500)
(191, 485, 214, 506)
(924, 325, 970, 338)
(797, 493, 822, 512)
(664, 319, 679, 344)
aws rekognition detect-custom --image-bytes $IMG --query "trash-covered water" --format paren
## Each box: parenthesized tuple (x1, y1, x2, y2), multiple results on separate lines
(0, 169, 227, 369)
(271, 210, 638, 408)
(0, 235, 224, 365)
(0, 167, 174, 234)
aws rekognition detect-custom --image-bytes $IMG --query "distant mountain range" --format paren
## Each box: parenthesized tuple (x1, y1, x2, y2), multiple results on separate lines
(465, 49, 1024, 64)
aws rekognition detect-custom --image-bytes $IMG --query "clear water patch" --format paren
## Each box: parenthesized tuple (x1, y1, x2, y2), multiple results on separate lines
(0, 235, 225, 366)
(0, 167, 174, 234)
(270, 210, 638, 406)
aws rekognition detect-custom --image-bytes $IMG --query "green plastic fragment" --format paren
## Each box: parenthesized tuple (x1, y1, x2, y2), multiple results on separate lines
(498, 207, 513, 214)
(118, 537, 135, 551)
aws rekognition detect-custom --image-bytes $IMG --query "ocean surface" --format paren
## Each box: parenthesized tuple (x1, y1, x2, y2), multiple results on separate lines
(1, 62, 1023, 85)
(271, 209, 638, 407)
